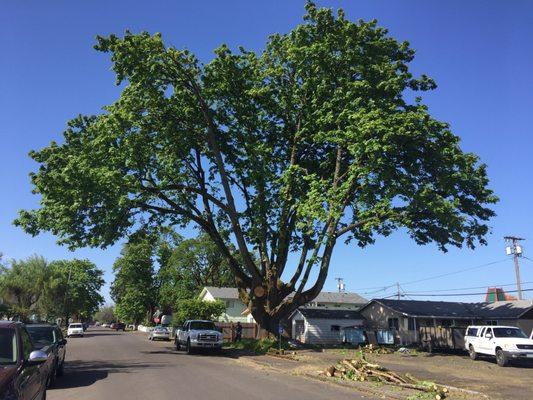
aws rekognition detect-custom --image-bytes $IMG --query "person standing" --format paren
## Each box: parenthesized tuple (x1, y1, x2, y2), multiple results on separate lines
(234, 321, 243, 342)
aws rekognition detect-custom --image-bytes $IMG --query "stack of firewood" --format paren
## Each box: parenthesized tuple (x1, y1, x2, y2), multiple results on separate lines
(362, 344, 394, 354)
(324, 356, 448, 399)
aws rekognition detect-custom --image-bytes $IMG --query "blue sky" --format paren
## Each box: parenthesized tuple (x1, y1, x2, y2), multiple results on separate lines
(1, 1, 532, 303)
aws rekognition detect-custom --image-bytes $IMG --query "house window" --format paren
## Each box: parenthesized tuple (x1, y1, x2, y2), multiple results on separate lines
(440, 319, 453, 327)
(486, 320, 498, 326)
(226, 300, 234, 308)
(388, 318, 399, 330)
(407, 318, 416, 331)
(331, 325, 340, 332)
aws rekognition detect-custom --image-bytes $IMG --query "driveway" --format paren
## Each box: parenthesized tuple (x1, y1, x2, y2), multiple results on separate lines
(48, 328, 375, 400)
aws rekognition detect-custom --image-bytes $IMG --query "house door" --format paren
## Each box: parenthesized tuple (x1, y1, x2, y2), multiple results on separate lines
(294, 321, 305, 343)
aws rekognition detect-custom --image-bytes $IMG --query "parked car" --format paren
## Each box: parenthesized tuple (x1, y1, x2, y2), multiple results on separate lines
(67, 323, 84, 338)
(149, 326, 170, 341)
(113, 323, 125, 331)
(465, 325, 533, 366)
(175, 320, 223, 354)
(26, 324, 67, 384)
(109, 323, 117, 330)
(0, 321, 50, 399)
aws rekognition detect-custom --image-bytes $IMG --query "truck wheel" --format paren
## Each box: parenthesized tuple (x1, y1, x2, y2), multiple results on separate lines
(496, 349, 508, 367)
(186, 339, 193, 355)
(469, 345, 478, 360)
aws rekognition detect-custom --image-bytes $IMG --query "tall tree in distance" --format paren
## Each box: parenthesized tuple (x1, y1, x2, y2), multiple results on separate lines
(158, 233, 234, 311)
(16, 2, 497, 332)
(111, 233, 158, 325)
(0, 255, 50, 321)
(0, 256, 104, 323)
(47, 259, 105, 323)
(94, 305, 116, 324)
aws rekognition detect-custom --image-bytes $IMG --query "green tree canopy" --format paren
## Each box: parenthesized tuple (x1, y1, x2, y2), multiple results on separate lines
(0, 255, 50, 321)
(0, 256, 104, 323)
(173, 299, 226, 326)
(111, 233, 158, 324)
(94, 305, 116, 324)
(16, 3, 497, 332)
(158, 233, 235, 311)
(48, 259, 105, 322)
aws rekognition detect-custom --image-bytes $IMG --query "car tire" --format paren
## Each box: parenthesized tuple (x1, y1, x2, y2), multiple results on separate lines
(57, 362, 64, 377)
(186, 339, 193, 355)
(469, 345, 478, 360)
(496, 349, 508, 367)
(175, 340, 181, 351)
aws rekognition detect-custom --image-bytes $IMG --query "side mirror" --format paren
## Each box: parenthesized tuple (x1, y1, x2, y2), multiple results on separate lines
(485, 333, 492, 339)
(27, 350, 48, 365)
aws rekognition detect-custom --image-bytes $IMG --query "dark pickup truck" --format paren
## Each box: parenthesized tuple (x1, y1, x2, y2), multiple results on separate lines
(0, 321, 50, 400)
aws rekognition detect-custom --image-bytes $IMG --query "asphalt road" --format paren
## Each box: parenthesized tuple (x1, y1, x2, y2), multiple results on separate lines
(48, 327, 372, 400)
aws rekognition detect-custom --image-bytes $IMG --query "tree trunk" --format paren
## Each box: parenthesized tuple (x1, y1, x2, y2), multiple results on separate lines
(251, 308, 280, 336)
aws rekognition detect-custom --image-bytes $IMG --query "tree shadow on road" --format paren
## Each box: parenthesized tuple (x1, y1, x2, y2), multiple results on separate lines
(49, 360, 167, 390)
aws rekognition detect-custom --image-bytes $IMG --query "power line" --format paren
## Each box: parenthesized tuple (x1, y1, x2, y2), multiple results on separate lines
(400, 281, 533, 294)
(402, 287, 533, 297)
(398, 259, 509, 286)
(356, 258, 509, 294)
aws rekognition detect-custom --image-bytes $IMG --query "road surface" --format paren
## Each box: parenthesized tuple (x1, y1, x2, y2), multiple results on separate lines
(48, 327, 372, 400)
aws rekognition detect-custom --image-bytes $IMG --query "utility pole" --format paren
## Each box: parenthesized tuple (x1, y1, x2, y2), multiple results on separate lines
(396, 282, 401, 300)
(335, 278, 345, 293)
(504, 236, 524, 300)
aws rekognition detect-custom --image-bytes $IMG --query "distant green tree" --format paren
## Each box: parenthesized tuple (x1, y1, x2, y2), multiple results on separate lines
(173, 299, 226, 326)
(0, 255, 50, 321)
(158, 233, 234, 311)
(94, 305, 116, 324)
(47, 259, 105, 323)
(111, 233, 158, 324)
(0, 256, 104, 323)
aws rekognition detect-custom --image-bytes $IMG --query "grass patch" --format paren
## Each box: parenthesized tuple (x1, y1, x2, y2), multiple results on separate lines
(224, 338, 290, 354)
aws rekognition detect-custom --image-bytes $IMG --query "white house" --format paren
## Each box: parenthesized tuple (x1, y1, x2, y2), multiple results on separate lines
(199, 286, 367, 324)
(199, 287, 253, 323)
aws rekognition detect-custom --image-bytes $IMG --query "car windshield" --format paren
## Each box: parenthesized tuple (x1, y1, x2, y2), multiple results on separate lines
(0, 329, 18, 365)
(492, 328, 527, 338)
(155, 326, 168, 331)
(26, 326, 55, 348)
(189, 321, 216, 330)
(70, 324, 82, 329)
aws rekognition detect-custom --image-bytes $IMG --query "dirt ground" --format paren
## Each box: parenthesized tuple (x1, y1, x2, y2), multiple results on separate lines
(277, 348, 532, 400)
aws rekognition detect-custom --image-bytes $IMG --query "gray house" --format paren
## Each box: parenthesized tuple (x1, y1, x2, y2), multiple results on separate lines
(360, 299, 533, 345)
(290, 308, 364, 345)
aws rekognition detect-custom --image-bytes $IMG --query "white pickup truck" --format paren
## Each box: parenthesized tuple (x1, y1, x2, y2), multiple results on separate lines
(174, 320, 223, 354)
(464, 325, 533, 366)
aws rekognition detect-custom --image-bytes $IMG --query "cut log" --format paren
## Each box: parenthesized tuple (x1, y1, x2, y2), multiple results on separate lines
(325, 365, 336, 377)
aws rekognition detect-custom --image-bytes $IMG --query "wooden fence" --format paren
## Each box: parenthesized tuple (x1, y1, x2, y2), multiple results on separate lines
(215, 322, 263, 341)
(418, 326, 466, 351)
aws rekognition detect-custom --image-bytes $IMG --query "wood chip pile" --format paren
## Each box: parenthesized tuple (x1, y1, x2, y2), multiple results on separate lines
(324, 355, 448, 400)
